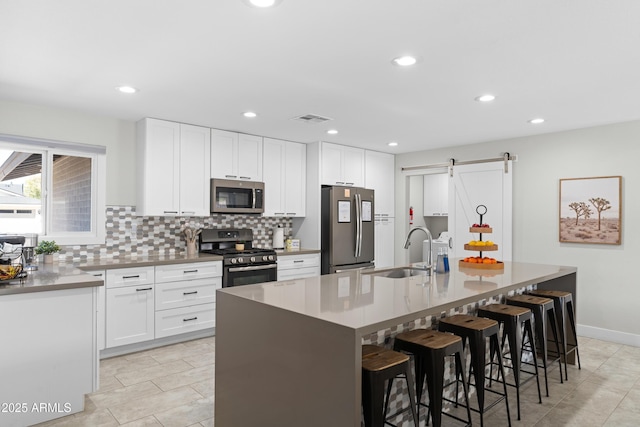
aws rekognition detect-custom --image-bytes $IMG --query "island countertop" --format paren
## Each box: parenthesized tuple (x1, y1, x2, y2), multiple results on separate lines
(218, 260, 576, 334)
(216, 260, 578, 427)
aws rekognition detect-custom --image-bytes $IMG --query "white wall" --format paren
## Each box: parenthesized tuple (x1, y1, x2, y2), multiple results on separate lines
(395, 120, 640, 346)
(0, 100, 136, 206)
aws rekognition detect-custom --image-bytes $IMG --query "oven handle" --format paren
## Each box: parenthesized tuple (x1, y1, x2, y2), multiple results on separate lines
(228, 264, 277, 272)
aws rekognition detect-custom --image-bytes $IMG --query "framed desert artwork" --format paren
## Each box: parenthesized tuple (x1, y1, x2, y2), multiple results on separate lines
(559, 176, 622, 245)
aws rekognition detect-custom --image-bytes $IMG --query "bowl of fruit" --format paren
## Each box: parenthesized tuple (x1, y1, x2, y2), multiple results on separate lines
(0, 264, 23, 281)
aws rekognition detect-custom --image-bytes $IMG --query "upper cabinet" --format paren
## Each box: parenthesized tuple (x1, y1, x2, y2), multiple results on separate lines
(211, 129, 262, 181)
(320, 142, 365, 187)
(423, 173, 448, 216)
(263, 138, 306, 217)
(365, 150, 395, 216)
(136, 118, 211, 217)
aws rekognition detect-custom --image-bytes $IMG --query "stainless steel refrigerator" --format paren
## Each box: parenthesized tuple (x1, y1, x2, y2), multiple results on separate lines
(321, 185, 375, 274)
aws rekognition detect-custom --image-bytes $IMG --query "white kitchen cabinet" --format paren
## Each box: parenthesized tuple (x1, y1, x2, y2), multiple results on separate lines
(263, 138, 306, 217)
(374, 217, 395, 268)
(154, 261, 222, 338)
(136, 118, 211, 216)
(321, 142, 365, 187)
(277, 253, 320, 280)
(365, 150, 395, 216)
(211, 129, 263, 181)
(105, 266, 156, 348)
(423, 173, 449, 216)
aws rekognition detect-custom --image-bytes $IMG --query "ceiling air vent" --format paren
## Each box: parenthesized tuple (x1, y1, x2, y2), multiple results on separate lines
(291, 114, 333, 124)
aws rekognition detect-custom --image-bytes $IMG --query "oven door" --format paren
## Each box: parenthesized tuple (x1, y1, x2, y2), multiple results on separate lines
(223, 263, 277, 287)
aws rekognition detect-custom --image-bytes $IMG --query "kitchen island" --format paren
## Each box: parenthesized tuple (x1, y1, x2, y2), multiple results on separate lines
(0, 264, 103, 427)
(215, 261, 577, 427)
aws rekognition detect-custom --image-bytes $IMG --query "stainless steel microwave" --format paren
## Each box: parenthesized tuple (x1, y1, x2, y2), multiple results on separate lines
(210, 179, 264, 214)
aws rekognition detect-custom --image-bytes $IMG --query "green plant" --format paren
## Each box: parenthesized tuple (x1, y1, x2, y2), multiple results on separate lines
(35, 240, 61, 255)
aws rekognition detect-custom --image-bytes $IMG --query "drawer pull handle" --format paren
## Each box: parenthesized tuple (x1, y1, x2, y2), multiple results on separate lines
(164, 211, 178, 214)
(183, 291, 198, 295)
(136, 287, 152, 292)
(183, 317, 198, 322)
(293, 260, 304, 263)
(123, 275, 140, 279)
(184, 269, 199, 274)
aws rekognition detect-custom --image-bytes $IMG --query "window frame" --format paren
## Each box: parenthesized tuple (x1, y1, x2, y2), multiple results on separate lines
(0, 134, 106, 245)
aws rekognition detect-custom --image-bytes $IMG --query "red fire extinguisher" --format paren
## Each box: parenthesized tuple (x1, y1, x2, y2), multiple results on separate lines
(409, 206, 414, 225)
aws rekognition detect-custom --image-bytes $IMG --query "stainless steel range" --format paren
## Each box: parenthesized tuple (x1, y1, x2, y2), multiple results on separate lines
(199, 228, 277, 287)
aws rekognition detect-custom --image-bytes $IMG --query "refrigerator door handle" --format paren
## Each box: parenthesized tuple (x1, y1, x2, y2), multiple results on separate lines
(356, 193, 363, 257)
(354, 193, 359, 257)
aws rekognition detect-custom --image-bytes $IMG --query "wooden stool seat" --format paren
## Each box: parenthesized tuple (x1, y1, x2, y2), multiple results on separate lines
(439, 314, 511, 427)
(362, 346, 410, 372)
(477, 304, 542, 421)
(508, 294, 553, 306)
(361, 345, 419, 426)
(394, 330, 471, 427)
(530, 289, 570, 299)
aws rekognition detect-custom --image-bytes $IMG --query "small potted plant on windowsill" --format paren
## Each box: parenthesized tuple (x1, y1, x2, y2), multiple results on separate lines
(35, 240, 60, 264)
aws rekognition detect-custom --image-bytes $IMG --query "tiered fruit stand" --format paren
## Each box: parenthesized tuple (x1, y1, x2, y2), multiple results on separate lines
(459, 205, 504, 270)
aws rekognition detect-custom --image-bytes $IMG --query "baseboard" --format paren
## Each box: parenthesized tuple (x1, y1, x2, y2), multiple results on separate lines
(577, 324, 640, 347)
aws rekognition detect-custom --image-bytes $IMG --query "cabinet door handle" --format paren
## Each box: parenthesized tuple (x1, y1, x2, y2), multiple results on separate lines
(163, 211, 178, 214)
(183, 317, 198, 322)
(293, 260, 304, 263)
(183, 291, 198, 295)
(93, 273, 103, 277)
(181, 211, 195, 215)
(123, 275, 140, 279)
(183, 269, 199, 274)
(345, 182, 354, 186)
(239, 176, 251, 180)
(225, 175, 237, 178)
(136, 287, 152, 292)
(286, 213, 296, 216)
(335, 181, 345, 185)
(274, 212, 285, 215)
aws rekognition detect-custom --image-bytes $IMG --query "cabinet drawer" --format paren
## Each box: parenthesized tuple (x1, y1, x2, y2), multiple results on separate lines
(106, 267, 155, 289)
(278, 266, 320, 281)
(155, 277, 221, 311)
(155, 261, 222, 283)
(155, 303, 216, 339)
(277, 254, 320, 271)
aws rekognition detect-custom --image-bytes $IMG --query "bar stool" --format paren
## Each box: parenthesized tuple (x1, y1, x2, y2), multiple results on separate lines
(506, 294, 563, 397)
(477, 304, 542, 420)
(528, 289, 581, 380)
(438, 314, 512, 427)
(361, 345, 419, 427)
(392, 329, 472, 427)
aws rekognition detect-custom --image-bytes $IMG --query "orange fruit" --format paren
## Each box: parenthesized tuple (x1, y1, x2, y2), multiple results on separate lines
(483, 258, 492, 264)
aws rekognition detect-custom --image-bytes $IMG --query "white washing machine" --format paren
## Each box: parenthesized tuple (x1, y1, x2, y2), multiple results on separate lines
(423, 232, 451, 265)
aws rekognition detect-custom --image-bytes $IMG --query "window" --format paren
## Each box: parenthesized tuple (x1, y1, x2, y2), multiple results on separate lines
(0, 134, 106, 245)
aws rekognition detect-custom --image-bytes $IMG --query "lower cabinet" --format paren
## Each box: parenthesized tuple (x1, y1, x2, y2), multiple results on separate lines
(277, 253, 321, 280)
(103, 261, 222, 351)
(105, 282, 155, 348)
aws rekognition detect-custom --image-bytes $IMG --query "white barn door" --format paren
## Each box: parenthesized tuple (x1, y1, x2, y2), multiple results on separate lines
(448, 161, 513, 261)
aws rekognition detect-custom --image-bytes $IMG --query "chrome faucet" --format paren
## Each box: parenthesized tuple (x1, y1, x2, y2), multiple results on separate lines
(403, 226, 433, 274)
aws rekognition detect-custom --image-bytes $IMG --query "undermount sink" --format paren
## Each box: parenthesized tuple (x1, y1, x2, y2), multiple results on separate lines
(364, 267, 431, 279)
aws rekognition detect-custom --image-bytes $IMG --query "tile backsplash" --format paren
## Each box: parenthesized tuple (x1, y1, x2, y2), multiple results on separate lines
(57, 206, 292, 263)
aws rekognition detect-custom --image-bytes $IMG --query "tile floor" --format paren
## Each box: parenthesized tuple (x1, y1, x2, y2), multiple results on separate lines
(36, 336, 639, 426)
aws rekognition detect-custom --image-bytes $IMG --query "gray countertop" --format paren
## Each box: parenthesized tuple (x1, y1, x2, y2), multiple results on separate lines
(219, 260, 577, 334)
(0, 253, 224, 296)
(275, 248, 320, 256)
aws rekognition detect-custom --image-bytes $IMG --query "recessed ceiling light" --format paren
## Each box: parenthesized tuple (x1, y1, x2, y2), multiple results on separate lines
(388, 141, 398, 147)
(528, 118, 545, 124)
(243, 111, 257, 118)
(392, 56, 418, 67)
(116, 86, 137, 94)
(244, 0, 282, 8)
(327, 129, 338, 135)
(475, 94, 496, 102)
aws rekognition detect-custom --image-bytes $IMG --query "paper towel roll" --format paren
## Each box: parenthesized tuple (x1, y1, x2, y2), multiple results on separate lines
(272, 227, 285, 249)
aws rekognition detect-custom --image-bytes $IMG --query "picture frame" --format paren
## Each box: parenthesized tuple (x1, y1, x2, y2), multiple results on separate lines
(559, 176, 622, 245)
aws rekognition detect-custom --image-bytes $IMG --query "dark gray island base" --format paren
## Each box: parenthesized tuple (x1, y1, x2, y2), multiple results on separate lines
(215, 261, 577, 427)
